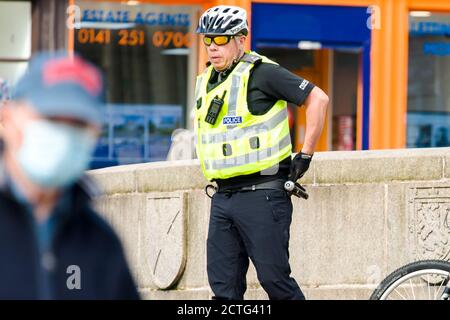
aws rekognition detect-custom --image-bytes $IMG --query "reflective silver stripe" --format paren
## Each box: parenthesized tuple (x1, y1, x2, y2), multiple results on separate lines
(228, 75, 240, 116)
(201, 108, 288, 144)
(207, 133, 291, 170)
(195, 68, 209, 101)
(227, 62, 251, 116)
(194, 77, 202, 101)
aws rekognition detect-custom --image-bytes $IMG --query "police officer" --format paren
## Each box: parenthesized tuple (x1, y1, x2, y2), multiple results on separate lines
(195, 5, 329, 300)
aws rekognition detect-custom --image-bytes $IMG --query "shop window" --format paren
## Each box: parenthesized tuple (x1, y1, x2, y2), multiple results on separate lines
(332, 50, 358, 151)
(74, 2, 199, 168)
(407, 12, 450, 148)
(258, 47, 319, 151)
(259, 47, 359, 152)
(257, 48, 315, 70)
(0, 1, 31, 87)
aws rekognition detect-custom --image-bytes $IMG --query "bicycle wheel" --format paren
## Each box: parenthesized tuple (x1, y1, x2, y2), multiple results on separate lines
(370, 260, 450, 300)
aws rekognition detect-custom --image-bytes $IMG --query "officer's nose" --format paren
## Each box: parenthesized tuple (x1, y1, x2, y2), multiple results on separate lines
(208, 42, 219, 51)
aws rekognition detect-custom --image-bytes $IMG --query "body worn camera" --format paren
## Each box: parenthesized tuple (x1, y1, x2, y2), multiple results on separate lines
(205, 91, 227, 125)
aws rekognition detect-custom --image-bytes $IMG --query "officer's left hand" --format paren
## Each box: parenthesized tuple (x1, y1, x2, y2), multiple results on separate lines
(288, 152, 313, 182)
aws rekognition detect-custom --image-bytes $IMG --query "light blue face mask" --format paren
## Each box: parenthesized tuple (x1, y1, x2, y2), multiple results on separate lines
(17, 120, 97, 189)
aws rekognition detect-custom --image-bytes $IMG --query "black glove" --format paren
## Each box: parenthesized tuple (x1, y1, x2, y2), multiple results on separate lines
(288, 152, 313, 182)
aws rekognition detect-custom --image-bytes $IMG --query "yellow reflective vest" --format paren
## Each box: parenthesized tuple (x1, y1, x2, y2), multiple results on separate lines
(194, 51, 292, 181)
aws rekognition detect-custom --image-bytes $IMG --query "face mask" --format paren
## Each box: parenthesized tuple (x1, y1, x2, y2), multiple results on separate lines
(17, 119, 97, 189)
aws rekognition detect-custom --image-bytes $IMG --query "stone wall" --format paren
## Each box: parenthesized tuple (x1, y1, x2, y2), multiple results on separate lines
(89, 148, 450, 299)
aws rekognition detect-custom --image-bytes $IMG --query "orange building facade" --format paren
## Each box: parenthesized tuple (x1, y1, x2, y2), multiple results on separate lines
(65, 0, 450, 166)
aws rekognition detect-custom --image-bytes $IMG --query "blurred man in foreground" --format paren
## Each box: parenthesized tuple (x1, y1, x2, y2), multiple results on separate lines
(0, 52, 139, 299)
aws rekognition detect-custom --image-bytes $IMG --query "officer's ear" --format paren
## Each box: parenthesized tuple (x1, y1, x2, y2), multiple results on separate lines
(235, 34, 247, 47)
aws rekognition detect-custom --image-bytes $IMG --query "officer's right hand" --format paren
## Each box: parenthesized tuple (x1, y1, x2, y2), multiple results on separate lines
(288, 152, 313, 182)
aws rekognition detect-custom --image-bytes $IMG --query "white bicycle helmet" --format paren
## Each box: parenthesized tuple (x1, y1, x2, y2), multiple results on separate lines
(196, 5, 248, 35)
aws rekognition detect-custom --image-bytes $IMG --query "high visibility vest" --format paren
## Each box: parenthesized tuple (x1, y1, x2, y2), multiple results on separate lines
(194, 51, 292, 181)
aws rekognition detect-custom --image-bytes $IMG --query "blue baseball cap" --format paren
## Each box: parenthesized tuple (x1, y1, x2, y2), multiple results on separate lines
(13, 51, 104, 126)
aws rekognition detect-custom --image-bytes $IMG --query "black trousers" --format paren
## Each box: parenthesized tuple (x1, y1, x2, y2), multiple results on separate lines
(207, 188, 305, 300)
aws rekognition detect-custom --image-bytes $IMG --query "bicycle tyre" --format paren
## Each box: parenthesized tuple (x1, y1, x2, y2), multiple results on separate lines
(370, 260, 450, 300)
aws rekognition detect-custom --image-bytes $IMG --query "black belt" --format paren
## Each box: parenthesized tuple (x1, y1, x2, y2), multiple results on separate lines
(206, 180, 309, 200)
(205, 180, 286, 198)
(218, 179, 285, 193)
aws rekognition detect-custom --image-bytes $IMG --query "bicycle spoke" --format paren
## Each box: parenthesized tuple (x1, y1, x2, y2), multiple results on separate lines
(409, 279, 416, 300)
(421, 285, 428, 300)
(387, 290, 399, 300)
(433, 279, 444, 300)
(393, 288, 408, 300)
(403, 285, 412, 300)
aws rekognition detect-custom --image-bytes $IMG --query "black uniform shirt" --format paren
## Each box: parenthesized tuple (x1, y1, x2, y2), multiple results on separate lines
(207, 59, 315, 190)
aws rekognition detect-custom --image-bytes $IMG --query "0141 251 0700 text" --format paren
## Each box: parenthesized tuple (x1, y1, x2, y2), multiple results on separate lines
(76, 29, 192, 48)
